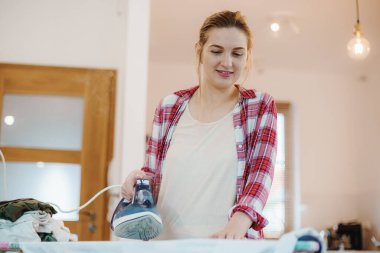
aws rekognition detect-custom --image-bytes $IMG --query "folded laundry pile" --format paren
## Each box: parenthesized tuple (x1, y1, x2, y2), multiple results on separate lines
(0, 198, 75, 242)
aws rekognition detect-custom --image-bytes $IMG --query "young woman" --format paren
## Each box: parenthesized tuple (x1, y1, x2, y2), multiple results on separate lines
(122, 10, 277, 240)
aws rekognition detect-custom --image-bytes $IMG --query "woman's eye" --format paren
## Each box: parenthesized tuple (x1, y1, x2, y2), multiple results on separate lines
(233, 52, 243, 57)
(211, 51, 222, 54)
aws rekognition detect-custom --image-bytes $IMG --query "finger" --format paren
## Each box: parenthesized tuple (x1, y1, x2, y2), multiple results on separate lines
(233, 234, 243, 240)
(121, 186, 133, 200)
(234, 234, 242, 240)
(226, 233, 234, 240)
(209, 233, 217, 239)
(126, 182, 135, 198)
(212, 232, 224, 239)
(120, 171, 138, 199)
(121, 185, 132, 200)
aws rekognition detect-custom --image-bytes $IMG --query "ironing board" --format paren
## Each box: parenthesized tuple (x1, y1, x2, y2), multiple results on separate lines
(0, 239, 320, 253)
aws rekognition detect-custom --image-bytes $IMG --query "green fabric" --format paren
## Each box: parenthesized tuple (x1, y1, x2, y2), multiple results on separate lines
(37, 232, 57, 242)
(0, 198, 57, 222)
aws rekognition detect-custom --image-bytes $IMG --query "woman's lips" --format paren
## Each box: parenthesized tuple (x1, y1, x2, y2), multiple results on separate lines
(216, 70, 233, 78)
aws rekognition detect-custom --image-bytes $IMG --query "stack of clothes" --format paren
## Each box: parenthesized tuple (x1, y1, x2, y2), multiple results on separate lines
(0, 198, 74, 242)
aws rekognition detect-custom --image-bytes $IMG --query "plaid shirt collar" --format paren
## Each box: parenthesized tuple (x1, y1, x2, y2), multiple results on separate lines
(174, 84, 256, 101)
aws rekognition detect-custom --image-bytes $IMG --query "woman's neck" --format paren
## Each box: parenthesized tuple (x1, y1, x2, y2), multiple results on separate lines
(196, 84, 238, 108)
(188, 84, 239, 123)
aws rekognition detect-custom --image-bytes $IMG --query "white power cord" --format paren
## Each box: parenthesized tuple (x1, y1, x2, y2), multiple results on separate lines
(0, 148, 122, 213)
(0, 149, 7, 200)
(48, 184, 122, 213)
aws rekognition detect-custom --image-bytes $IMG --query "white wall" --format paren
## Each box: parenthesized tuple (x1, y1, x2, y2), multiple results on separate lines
(0, 0, 125, 68)
(354, 72, 380, 248)
(147, 61, 379, 235)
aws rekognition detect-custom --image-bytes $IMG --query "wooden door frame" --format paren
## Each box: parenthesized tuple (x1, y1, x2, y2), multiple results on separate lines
(0, 63, 116, 241)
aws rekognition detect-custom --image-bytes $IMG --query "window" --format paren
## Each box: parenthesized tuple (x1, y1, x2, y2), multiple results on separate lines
(263, 102, 292, 238)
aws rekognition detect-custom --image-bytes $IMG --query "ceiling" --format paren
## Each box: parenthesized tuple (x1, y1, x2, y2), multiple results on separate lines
(149, 0, 380, 77)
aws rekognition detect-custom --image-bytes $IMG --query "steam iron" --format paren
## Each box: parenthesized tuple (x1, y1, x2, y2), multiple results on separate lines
(111, 179, 162, 240)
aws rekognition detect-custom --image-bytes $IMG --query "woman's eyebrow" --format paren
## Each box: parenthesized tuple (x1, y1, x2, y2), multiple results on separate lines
(209, 44, 245, 50)
(209, 44, 223, 49)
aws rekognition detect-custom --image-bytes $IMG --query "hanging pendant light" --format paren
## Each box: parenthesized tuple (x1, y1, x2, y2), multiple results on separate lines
(347, 0, 370, 60)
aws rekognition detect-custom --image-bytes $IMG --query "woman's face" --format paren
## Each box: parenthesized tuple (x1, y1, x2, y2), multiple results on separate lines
(200, 27, 248, 90)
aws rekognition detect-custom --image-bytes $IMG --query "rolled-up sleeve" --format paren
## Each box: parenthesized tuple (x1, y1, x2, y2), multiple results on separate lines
(229, 96, 277, 232)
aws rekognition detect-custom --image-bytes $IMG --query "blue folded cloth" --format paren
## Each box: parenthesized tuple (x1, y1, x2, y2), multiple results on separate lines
(274, 228, 325, 253)
(295, 235, 322, 252)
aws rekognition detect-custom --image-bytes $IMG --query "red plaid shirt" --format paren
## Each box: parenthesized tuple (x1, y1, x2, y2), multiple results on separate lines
(142, 85, 277, 239)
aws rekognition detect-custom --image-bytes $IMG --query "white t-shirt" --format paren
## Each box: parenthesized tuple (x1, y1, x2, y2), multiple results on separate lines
(156, 104, 238, 239)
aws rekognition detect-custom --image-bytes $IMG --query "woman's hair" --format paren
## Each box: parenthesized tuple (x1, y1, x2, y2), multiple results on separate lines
(196, 10, 253, 83)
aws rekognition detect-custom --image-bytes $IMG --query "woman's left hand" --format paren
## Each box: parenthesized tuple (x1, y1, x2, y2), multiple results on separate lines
(209, 211, 252, 240)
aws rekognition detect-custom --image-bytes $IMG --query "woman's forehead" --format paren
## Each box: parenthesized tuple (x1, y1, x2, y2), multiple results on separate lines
(205, 27, 248, 49)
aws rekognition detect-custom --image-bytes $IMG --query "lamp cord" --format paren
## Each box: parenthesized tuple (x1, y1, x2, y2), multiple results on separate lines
(356, 0, 360, 24)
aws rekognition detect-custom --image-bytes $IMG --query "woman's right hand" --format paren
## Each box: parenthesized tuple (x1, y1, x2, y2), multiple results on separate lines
(121, 169, 150, 200)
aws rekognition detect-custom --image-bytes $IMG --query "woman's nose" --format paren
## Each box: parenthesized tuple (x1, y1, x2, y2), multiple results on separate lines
(221, 53, 232, 67)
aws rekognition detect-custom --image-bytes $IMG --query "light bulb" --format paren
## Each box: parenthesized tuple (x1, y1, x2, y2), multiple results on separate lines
(347, 23, 370, 60)
(270, 22, 280, 32)
(347, 36, 370, 60)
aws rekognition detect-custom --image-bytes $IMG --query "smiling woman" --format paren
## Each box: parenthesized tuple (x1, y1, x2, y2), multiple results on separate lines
(198, 28, 248, 86)
(120, 10, 277, 240)
(191, 27, 248, 123)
